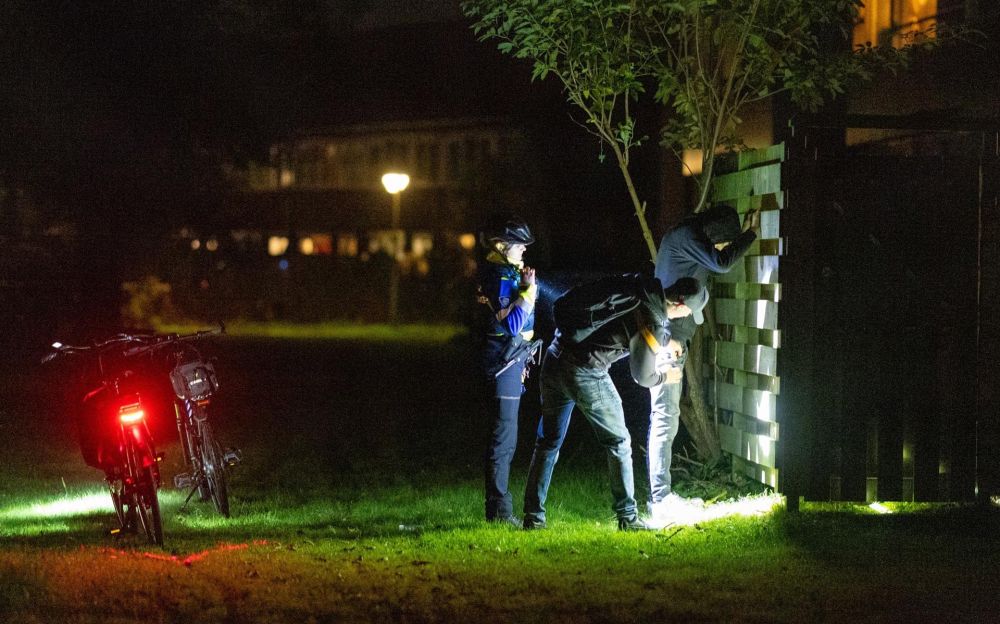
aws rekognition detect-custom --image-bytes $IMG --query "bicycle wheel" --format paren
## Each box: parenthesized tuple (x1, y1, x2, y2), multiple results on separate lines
(198, 420, 230, 517)
(133, 468, 164, 546)
(124, 431, 163, 545)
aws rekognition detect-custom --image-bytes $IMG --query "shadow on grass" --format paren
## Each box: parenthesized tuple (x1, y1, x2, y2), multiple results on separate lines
(770, 503, 1000, 569)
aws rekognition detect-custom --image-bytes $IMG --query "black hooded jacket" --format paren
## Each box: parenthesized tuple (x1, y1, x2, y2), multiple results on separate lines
(552, 275, 673, 388)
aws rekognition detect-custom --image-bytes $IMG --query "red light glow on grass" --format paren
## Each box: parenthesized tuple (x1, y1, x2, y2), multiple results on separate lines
(102, 540, 269, 567)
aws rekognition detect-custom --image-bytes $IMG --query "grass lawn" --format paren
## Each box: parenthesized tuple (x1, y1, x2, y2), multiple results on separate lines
(2, 336, 998, 622)
(2, 457, 998, 623)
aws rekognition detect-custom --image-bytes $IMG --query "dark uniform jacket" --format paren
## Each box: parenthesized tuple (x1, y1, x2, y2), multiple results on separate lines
(476, 252, 536, 370)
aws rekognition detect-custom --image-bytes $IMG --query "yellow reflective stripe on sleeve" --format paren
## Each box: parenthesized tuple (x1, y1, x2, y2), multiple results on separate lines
(640, 326, 660, 353)
(635, 310, 660, 353)
(519, 283, 538, 305)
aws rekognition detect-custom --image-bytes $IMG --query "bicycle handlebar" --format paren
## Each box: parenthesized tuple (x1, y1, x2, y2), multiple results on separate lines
(42, 326, 225, 363)
(122, 327, 224, 357)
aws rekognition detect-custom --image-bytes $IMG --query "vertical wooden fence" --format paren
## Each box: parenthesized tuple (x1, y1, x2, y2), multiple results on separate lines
(703, 128, 1000, 504)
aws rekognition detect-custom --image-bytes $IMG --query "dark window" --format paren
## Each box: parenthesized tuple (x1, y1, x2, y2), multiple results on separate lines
(448, 142, 460, 180)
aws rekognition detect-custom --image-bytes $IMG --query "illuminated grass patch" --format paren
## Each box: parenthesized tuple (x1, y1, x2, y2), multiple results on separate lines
(153, 321, 466, 343)
(0, 491, 113, 521)
(0, 488, 115, 537)
(649, 492, 784, 528)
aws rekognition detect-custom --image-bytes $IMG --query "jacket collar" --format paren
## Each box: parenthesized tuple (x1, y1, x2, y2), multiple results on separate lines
(486, 250, 523, 269)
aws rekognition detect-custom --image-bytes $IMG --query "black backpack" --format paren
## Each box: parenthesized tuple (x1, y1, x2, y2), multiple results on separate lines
(553, 273, 649, 344)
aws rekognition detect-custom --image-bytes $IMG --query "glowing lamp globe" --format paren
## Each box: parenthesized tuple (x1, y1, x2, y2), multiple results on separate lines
(381, 173, 410, 194)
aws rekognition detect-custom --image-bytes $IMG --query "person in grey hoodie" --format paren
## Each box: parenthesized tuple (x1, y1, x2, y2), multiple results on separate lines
(647, 205, 759, 526)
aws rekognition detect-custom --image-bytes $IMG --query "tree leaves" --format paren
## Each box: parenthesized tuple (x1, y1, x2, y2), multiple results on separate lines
(463, 0, 650, 155)
(463, 0, 938, 208)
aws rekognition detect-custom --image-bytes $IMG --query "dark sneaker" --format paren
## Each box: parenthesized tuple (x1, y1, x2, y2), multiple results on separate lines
(617, 515, 652, 531)
(522, 516, 547, 530)
(487, 515, 521, 529)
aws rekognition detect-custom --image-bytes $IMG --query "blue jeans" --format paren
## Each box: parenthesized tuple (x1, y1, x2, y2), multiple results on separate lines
(647, 380, 682, 503)
(484, 358, 526, 519)
(523, 345, 638, 523)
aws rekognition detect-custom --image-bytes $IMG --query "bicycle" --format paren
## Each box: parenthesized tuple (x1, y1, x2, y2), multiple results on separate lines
(168, 349, 241, 517)
(45, 327, 241, 544)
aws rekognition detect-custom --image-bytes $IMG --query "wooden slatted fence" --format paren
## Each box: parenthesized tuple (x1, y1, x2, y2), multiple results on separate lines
(704, 144, 785, 489)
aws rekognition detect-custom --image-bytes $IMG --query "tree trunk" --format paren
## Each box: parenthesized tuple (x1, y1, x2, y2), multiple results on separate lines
(613, 140, 722, 463)
(679, 156, 723, 463)
(681, 330, 722, 462)
(611, 144, 658, 262)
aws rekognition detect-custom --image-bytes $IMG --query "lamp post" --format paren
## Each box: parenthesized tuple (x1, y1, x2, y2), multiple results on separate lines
(381, 172, 410, 323)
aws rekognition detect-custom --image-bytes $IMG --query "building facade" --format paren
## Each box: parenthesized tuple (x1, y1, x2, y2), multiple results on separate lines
(164, 118, 532, 324)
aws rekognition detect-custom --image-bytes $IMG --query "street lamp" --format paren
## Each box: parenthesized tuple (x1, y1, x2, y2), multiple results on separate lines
(381, 172, 410, 323)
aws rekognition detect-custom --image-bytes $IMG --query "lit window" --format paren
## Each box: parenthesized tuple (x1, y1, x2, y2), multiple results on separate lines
(369, 230, 405, 259)
(411, 232, 433, 258)
(299, 234, 333, 256)
(458, 233, 476, 250)
(191, 239, 201, 251)
(310, 233, 333, 255)
(853, 0, 938, 49)
(279, 168, 295, 188)
(268, 236, 290, 256)
(230, 229, 257, 250)
(205, 238, 219, 252)
(901, 0, 937, 26)
(337, 233, 358, 257)
(681, 149, 703, 177)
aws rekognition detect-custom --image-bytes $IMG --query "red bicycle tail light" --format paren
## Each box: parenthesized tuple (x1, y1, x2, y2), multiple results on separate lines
(118, 402, 145, 424)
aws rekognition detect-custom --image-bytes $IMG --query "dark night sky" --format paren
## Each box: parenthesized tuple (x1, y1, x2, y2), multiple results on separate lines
(0, 0, 654, 274)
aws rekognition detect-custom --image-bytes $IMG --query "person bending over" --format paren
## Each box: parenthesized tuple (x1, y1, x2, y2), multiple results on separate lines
(522, 274, 706, 531)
